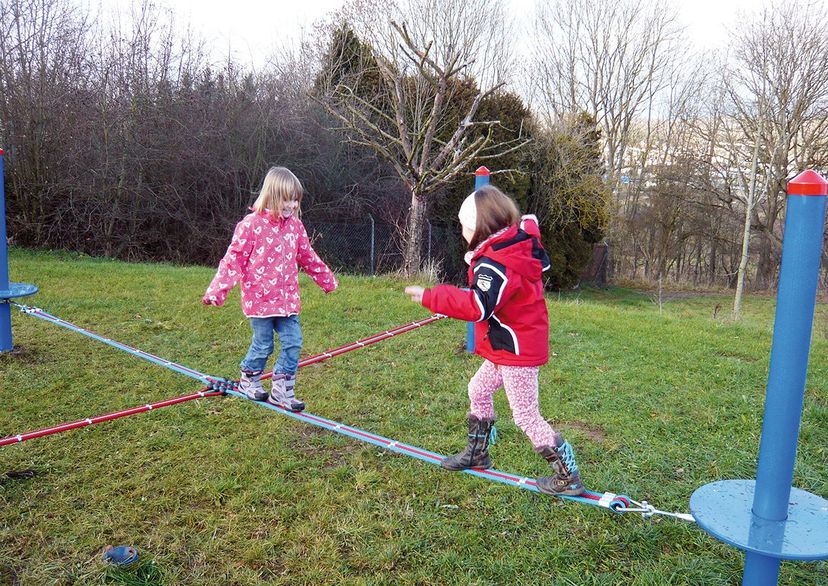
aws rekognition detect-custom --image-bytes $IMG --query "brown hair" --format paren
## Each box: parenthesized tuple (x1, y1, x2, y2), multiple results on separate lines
(467, 185, 520, 250)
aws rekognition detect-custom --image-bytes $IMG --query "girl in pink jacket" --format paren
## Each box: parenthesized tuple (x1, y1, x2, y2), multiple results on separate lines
(203, 166, 338, 411)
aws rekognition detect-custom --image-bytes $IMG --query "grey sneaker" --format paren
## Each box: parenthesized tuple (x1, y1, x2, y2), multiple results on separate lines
(268, 372, 305, 412)
(238, 370, 268, 401)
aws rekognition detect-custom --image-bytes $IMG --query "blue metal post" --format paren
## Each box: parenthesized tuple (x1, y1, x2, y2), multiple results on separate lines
(744, 170, 827, 583)
(1, 149, 11, 351)
(742, 552, 782, 585)
(690, 170, 828, 586)
(466, 166, 490, 353)
(0, 148, 38, 352)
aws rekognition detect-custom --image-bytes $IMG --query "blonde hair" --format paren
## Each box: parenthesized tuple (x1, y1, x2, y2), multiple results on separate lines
(468, 185, 520, 250)
(252, 166, 303, 215)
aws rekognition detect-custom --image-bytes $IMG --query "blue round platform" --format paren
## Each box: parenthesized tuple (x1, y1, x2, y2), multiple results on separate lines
(0, 282, 38, 300)
(690, 479, 828, 561)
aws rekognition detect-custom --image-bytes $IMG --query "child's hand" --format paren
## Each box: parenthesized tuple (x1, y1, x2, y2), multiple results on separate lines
(404, 286, 425, 303)
(202, 294, 222, 306)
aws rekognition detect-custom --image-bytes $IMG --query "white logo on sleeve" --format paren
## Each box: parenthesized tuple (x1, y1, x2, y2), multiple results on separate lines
(477, 273, 493, 292)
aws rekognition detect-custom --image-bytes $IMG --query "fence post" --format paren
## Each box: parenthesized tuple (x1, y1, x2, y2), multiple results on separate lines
(689, 170, 828, 585)
(368, 214, 375, 276)
(0, 148, 39, 352)
(427, 220, 432, 262)
(0, 149, 9, 350)
(466, 166, 491, 353)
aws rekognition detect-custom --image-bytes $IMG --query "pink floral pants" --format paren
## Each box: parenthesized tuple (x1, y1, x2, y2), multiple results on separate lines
(468, 360, 557, 449)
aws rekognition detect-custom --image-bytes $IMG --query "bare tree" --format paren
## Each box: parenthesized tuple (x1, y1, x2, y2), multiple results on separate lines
(726, 0, 828, 291)
(728, 95, 777, 319)
(0, 0, 91, 242)
(531, 0, 682, 189)
(314, 0, 529, 275)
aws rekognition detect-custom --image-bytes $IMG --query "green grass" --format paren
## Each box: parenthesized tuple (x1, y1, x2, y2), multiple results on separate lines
(1, 248, 827, 585)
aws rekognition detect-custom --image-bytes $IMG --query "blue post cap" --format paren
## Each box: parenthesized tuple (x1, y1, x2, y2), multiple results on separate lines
(787, 170, 828, 196)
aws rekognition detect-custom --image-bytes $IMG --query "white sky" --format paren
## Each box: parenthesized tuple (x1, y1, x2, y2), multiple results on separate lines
(168, 0, 345, 67)
(97, 0, 797, 70)
(101, 0, 764, 66)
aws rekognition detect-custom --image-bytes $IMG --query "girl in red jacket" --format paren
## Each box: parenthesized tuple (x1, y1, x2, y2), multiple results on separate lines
(405, 185, 584, 496)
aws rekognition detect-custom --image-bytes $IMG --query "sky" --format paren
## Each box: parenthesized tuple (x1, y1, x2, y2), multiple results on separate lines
(100, 0, 767, 70)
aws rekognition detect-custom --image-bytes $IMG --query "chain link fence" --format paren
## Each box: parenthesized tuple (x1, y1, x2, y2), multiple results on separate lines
(304, 216, 620, 289)
(303, 216, 466, 282)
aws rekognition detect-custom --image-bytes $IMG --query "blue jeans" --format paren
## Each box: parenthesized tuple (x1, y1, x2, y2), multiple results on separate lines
(240, 315, 303, 375)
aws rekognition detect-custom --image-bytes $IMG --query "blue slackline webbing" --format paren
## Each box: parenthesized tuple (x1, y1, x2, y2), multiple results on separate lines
(12, 301, 646, 515)
(224, 389, 633, 513)
(15, 304, 213, 384)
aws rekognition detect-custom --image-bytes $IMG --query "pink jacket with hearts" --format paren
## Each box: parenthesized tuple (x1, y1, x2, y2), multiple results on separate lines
(203, 211, 337, 317)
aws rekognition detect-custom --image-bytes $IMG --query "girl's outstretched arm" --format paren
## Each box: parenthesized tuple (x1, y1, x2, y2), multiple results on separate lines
(296, 221, 338, 293)
(203, 220, 254, 306)
(407, 256, 518, 322)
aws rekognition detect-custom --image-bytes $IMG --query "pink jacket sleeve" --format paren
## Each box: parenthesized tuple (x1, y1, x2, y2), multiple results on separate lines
(296, 222, 338, 293)
(203, 220, 254, 305)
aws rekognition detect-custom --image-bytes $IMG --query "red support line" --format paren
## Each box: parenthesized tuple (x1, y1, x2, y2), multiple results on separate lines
(263, 314, 445, 378)
(1, 314, 445, 447)
(0, 390, 223, 447)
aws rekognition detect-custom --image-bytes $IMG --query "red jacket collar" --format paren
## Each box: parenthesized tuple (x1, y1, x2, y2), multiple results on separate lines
(468, 218, 545, 280)
(468, 224, 517, 262)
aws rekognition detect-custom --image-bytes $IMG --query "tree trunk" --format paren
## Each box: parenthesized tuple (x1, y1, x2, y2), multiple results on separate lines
(756, 230, 775, 289)
(403, 191, 427, 276)
(708, 238, 717, 286)
(733, 202, 753, 319)
(734, 122, 762, 320)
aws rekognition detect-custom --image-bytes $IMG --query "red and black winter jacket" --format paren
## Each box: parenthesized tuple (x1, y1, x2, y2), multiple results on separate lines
(421, 215, 551, 367)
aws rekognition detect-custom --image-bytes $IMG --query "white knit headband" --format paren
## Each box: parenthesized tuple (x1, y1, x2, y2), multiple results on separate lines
(458, 191, 477, 231)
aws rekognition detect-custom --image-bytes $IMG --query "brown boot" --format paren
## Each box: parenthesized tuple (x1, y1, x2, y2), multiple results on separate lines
(441, 414, 495, 471)
(535, 433, 585, 496)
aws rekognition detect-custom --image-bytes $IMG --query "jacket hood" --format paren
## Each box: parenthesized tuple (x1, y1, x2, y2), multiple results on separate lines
(471, 215, 550, 280)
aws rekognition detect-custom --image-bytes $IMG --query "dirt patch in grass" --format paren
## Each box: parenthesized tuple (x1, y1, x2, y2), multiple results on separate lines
(558, 420, 607, 443)
(289, 426, 359, 466)
(716, 350, 759, 363)
(0, 345, 38, 364)
(0, 565, 21, 585)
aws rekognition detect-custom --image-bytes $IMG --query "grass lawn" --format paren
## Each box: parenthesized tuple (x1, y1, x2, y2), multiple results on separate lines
(1, 249, 827, 585)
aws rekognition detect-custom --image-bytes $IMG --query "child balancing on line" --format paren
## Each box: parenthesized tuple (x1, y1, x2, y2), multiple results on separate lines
(404, 185, 584, 496)
(203, 166, 338, 412)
